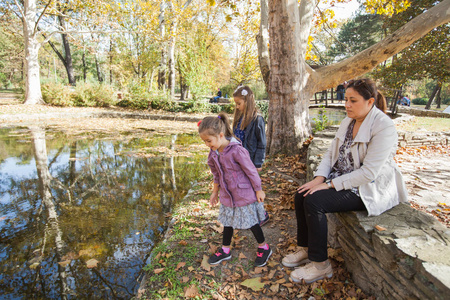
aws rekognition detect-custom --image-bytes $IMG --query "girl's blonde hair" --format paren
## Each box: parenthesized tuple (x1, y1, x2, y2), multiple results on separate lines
(198, 112, 233, 138)
(232, 85, 258, 130)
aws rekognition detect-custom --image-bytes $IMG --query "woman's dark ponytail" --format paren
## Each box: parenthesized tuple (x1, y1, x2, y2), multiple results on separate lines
(375, 92, 387, 114)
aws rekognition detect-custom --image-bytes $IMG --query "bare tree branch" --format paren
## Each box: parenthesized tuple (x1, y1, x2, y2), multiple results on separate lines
(33, 0, 53, 35)
(12, 0, 24, 18)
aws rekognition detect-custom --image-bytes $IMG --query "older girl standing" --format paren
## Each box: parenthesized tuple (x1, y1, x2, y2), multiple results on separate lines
(232, 85, 269, 226)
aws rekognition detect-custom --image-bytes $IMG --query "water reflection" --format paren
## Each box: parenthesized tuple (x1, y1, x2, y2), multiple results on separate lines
(310, 107, 347, 127)
(0, 127, 208, 299)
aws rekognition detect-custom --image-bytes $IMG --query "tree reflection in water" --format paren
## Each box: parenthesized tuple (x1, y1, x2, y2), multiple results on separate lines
(0, 127, 208, 299)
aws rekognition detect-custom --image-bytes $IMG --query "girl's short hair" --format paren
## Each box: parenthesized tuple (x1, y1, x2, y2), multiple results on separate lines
(346, 78, 387, 113)
(232, 85, 258, 130)
(198, 112, 233, 138)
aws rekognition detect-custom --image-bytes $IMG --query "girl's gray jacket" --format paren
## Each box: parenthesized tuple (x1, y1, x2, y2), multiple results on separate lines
(314, 106, 408, 216)
(207, 138, 262, 208)
(241, 115, 266, 168)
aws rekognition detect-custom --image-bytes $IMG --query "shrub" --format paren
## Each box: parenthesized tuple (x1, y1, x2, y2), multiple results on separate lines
(442, 98, 450, 105)
(252, 80, 268, 100)
(72, 83, 116, 107)
(220, 83, 236, 99)
(178, 100, 209, 113)
(256, 100, 269, 121)
(42, 82, 116, 107)
(412, 98, 427, 105)
(124, 84, 151, 109)
(209, 104, 222, 114)
(312, 106, 329, 133)
(42, 83, 74, 106)
(148, 91, 177, 111)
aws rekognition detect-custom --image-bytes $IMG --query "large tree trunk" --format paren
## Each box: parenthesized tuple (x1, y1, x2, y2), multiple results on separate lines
(266, 0, 315, 155)
(256, 0, 270, 90)
(265, 0, 450, 154)
(23, 0, 44, 105)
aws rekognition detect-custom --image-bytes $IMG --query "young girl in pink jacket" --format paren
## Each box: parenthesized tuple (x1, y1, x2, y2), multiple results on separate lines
(198, 112, 271, 267)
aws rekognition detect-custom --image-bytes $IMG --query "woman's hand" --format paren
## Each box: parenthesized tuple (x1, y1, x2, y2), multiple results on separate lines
(297, 176, 326, 196)
(256, 190, 265, 203)
(209, 191, 219, 207)
(256, 167, 262, 172)
(304, 183, 329, 196)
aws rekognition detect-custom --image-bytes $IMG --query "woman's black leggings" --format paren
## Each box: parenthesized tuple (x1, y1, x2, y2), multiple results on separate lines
(295, 189, 366, 262)
(222, 224, 265, 246)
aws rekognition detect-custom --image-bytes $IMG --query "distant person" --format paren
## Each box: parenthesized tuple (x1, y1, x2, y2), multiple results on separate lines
(336, 83, 345, 101)
(282, 78, 408, 283)
(232, 85, 269, 226)
(402, 95, 410, 106)
(198, 113, 272, 267)
(210, 88, 222, 103)
(397, 95, 410, 106)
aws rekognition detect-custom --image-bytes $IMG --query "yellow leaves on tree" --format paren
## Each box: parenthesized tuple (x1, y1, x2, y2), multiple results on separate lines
(364, 0, 411, 16)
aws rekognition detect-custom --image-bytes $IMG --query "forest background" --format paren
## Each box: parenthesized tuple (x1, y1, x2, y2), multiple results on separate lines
(0, 0, 448, 114)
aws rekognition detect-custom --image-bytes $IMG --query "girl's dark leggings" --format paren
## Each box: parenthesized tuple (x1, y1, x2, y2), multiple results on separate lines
(222, 224, 265, 246)
(295, 189, 366, 262)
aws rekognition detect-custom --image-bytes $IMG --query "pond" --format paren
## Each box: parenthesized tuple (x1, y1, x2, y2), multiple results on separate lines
(0, 126, 208, 299)
(309, 107, 347, 127)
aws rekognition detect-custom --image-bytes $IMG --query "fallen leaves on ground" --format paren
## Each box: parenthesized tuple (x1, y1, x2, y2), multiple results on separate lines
(411, 201, 450, 227)
(241, 277, 266, 292)
(140, 149, 375, 299)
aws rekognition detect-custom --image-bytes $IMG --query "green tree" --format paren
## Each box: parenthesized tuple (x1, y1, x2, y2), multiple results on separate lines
(372, 0, 449, 105)
(326, 13, 384, 62)
(0, 12, 24, 89)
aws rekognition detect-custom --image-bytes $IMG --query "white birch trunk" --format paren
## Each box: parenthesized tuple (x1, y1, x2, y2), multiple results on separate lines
(23, 0, 44, 105)
(168, 31, 176, 98)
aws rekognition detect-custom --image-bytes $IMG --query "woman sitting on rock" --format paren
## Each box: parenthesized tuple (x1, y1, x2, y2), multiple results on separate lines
(282, 78, 408, 283)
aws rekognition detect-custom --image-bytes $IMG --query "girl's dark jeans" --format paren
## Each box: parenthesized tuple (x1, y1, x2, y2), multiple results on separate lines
(295, 189, 366, 262)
